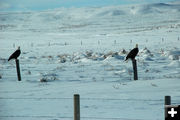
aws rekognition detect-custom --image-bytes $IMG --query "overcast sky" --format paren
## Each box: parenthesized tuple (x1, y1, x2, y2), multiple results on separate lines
(0, 0, 177, 11)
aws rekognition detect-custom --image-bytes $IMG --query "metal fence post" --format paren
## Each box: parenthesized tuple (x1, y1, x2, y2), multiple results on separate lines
(15, 59, 21, 81)
(74, 94, 80, 120)
(165, 96, 171, 119)
(132, 59, 138, 80)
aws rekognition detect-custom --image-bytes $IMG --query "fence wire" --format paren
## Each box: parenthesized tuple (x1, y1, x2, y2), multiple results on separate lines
(0, 97, 179, 120)
(0, 116, 144, 120)
(0, 97, 164, 102)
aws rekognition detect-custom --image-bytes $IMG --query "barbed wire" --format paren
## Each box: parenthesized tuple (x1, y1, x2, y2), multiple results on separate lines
(0, 115, 72, 119)
(0, 97, 164, 102)
(82, 117, 144, 120)
(0, 97, 71, 100)
(1, 97, 180, 105)
(0, 97, 177, 120)
(0, 115, 144, 120)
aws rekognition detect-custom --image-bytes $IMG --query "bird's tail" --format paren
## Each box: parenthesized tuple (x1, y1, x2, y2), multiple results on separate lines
(8, 57, 11, 61)
(124, 57, 129, 63)
(124, 57, 128, 61)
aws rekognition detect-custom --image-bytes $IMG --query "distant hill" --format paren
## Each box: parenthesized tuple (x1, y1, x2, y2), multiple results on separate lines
(0, 2, 180, 32)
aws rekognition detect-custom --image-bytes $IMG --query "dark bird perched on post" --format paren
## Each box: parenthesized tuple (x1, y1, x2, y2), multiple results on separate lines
(125, 44, 139, 61)
(8, 46, 21, 61)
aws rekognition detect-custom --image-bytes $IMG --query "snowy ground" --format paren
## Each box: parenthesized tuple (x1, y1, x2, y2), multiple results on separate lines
(0, 2, 180, 120)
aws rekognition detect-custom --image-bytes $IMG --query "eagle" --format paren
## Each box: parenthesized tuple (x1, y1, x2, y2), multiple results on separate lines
(8, 46, 21, 61)
(125, 44, 139, 61)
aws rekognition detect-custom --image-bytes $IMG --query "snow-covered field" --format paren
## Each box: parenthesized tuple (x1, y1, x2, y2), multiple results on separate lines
(0, 2, 180, 120)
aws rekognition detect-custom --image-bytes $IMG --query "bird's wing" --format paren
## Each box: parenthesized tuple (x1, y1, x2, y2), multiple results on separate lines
(8, 50, 19, 61)
(8, 53, 15, 61)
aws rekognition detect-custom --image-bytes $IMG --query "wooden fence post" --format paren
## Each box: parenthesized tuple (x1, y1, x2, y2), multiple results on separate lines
(114, 40, 116, 45)
(15, 59, 21, 81)
(74, 94, 80, 120)
(13, 43, 15, 48)
(98, 40, 100, 45)
(165, 96, 171, 119)
(132, 59, 138, 80)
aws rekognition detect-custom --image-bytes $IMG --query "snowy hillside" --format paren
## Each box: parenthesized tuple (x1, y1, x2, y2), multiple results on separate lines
(0, 2, 180, 120)
(0, 3, 180, 33)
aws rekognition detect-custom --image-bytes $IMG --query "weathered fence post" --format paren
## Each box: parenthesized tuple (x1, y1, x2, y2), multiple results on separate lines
(98, 40, 100, 45)
(15, 59, 21, 81)
(13, 43, 15, 48)
(114, 40, 116, 45)
(130, 39, 132, 43)
(132, 59, 138, 80)
(74, 94, 80, 120)
(165, 96, 171, 119)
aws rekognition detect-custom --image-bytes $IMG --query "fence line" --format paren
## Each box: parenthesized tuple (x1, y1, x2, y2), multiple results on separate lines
(0, 115, 72, 119)
(0, 95, 177, 120)
(0, 97, 164, 102)
(0, 97, 71, 100)
(0, 116, 144, 120)
(81, 117, 144, 120)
